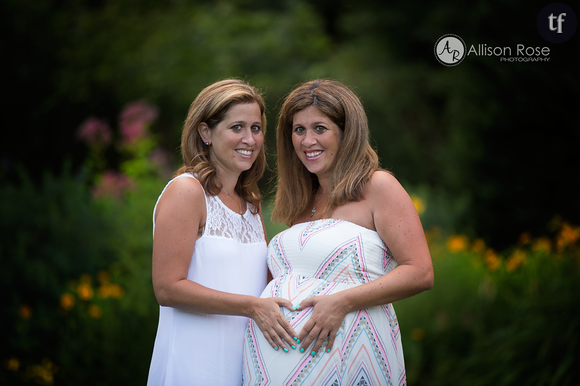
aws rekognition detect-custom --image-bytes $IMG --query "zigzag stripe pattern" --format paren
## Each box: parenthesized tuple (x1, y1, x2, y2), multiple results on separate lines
(242, 219, 406, 386)
(299, 219, 343, 249)
(243, 320, 270, 386)
(268, 229, 291, 278)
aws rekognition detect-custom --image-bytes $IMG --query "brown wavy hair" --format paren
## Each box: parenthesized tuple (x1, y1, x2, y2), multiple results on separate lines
(272, 79, 384, 226)
(175, 79, 267, 214)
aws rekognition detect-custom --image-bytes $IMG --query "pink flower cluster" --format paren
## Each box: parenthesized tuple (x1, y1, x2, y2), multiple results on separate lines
(119, 100, 158, 145)
(77, 117, 112, 147)
(92, 171, 134, 199)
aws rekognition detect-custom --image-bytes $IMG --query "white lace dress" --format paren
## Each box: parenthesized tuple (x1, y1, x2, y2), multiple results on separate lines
(147, 173, 268, 386)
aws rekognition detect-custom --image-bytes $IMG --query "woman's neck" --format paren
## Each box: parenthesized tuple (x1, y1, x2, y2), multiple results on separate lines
(215, 169, 240, 196)
(316, 177, 329, 196)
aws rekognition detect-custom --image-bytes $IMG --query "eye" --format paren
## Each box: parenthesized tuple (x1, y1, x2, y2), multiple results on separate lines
(293, 126, 305, 134)
(251, 125, 262, 132)
(231, 124, 242, 131)
(315, 125, 327, 133)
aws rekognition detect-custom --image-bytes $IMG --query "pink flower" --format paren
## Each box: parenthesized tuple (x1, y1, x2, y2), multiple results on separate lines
(77, 117, 112, 146)
(119, 101, 158, 144)
(92, 171, 134, 199)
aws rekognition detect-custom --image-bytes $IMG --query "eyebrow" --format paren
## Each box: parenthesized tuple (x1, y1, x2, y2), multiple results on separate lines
(292, 121, 327, 128)
(229, 120, 262, 126)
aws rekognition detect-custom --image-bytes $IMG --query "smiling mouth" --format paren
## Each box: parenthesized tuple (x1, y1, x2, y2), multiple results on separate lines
(236, 149, 253, 156)
(305, 150, 322, 157)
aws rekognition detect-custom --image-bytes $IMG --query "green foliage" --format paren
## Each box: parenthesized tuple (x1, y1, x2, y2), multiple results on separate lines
(396, 227, 580, 386)
(0, 167, 165, 385)
(0, 167, 117, 384)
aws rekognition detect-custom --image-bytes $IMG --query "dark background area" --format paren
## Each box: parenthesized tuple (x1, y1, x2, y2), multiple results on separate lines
(2, 0, 578, 248)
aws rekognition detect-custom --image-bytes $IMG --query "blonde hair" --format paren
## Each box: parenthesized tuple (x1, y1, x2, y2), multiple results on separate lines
(176, 79, 267, 213)
(272, 79, 383, 226)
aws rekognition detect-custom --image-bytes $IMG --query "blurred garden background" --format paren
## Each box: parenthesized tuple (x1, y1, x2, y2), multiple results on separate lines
(1, 0, 579, 384)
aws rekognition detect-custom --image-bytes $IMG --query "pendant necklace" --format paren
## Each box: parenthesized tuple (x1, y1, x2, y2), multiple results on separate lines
(310, 189, 328, 217)
(225, 191, 244, 219)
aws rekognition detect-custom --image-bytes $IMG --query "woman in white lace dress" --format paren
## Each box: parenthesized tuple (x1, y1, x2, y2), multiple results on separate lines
(242, 80, 434, 385)
(147, 79, 298, 386)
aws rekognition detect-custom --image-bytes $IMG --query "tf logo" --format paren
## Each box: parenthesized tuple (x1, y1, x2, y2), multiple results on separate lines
(537, 3, 577, 43)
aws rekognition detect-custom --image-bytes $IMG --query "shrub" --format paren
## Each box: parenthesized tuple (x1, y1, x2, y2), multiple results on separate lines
(397, 223, 580, 386)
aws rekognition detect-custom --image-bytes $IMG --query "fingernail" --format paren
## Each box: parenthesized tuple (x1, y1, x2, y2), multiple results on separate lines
(274, 347, 278, 351)
(300, 348, 305, 353)
(283, 348, 289, 353)
(296, 338, 301, 343)
(326, 349, 330, 353)
(292, 305, 298, 310)
(291, 345, 296, 350)
(311, 351, 316, 356)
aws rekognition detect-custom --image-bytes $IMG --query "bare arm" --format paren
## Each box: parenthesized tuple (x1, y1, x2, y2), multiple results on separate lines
(152, 177, 297, 350)
(297, 171, 434, 353)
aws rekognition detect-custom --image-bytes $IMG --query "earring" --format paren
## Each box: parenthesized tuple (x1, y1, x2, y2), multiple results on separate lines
(205, 141, 209, 145)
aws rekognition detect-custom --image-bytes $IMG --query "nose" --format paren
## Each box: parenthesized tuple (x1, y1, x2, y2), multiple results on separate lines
(241, 128, 256, 146)
(302, 130, 316, 146)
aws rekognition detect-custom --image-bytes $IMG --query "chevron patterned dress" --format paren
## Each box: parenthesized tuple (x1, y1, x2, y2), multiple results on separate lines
(242, 219, 406, 386)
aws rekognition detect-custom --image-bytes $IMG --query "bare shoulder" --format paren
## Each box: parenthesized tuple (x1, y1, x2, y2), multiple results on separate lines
(156, 175, 206, 220)
(366, 170, 405, 200)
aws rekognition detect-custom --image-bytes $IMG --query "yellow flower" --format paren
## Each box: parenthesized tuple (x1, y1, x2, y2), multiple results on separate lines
(410, 328, 425, 341)
(109, 284, 124, 299)
(557, 222, 580, 250)
(411, 195, 426, 215)
(60, 293, 75, 310)
(19, 304, 32, 320)
(26, 358, 55, 385)
(506, 249, 527, 272)
(446, 235, 469, 253)
(484, 249, 501, 271)
(98, 283, 124, 299)
(77, 283, 94, 301)
(6, 357, 20, 371)
(532, 237, 551, 253)
(88, 304, 103, 319)
(472, 238, 486, 254)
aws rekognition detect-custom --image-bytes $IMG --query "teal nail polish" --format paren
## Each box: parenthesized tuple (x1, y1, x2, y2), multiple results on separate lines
(326, 349, 330, 353)
(283, 348, 289, 353)
(274, 347, 278, 351)
(311, 351, 316, 356)
(293, 337, 298, 341)
(300, 348, 305, 353)
(292, 305, 298, 310)
(291, 345, 296, 350)
(296, 338, 301, 343)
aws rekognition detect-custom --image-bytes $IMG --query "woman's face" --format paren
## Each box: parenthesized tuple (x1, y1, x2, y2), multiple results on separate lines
(291, 105, 342, 181)
(203, 102, 264, 178)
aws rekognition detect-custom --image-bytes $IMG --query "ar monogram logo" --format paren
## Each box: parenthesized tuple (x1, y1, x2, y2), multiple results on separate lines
(538, 3, 577, 43)
(434, 34, 466, 66)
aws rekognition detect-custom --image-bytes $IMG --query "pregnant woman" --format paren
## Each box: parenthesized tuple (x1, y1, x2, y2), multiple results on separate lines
(242, 79, 434, 386)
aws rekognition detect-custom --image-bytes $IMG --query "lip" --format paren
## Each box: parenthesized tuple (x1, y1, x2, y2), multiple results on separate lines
(304, 150, 323, 160)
